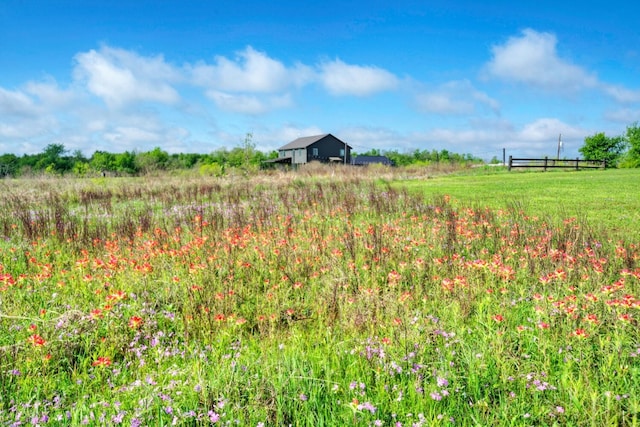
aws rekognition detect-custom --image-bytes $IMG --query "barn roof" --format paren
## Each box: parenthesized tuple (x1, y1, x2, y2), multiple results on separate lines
(278, 133, 351, 150)
(352, 155, 393, 166)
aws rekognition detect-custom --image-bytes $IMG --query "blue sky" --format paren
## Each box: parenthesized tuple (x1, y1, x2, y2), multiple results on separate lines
(1, 0, 639, 159)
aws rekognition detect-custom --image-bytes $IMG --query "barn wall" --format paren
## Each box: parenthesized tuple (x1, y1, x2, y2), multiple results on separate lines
(309, 135, 351, 163)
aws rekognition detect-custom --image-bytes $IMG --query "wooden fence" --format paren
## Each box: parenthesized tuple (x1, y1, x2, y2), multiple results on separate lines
(508, 156, 605, 171)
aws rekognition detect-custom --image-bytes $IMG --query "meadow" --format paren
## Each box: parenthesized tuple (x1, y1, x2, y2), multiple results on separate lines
(0, 166, 638, 426)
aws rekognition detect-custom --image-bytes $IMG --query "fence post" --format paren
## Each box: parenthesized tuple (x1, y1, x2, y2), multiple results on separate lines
(508, 155, 512, 171)
(601, 159, 606, 169)
(576, 157, 579, 171)
(544, 156, 548, 171)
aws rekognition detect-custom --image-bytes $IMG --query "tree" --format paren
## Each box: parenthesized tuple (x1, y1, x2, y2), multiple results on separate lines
(114, 151, 138, 174)
(622, 122, 640, 168)
(579, 132, 626, 168)
(135, 147, 169, 173)
(90, 151, 116, 172)
(0, 153, 18, 177)
(33, 143, 75, 174)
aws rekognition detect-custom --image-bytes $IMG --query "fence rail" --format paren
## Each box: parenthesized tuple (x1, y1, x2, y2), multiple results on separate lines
(508, 156, 605, 171)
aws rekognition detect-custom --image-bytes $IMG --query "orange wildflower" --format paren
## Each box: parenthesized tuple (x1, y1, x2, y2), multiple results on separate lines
(92, 356, 112, 367)
(28, 334, 46, 347)
(106, 290, 126, 302)
(128, 316, 144, 329)
(618, 313, 633, 322)
(90, 308, 103, 319)
(571, 328, 588, 338)
(586, 314, 599, 324)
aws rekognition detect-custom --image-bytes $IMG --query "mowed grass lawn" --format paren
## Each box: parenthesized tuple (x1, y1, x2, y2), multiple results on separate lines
(398, 168, 640, 240)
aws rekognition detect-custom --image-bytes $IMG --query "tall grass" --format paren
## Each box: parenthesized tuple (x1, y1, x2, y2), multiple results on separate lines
(0, 167, 638, 426)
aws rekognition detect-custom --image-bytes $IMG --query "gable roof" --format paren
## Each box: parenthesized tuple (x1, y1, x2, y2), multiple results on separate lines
(278, 133, 351, 150)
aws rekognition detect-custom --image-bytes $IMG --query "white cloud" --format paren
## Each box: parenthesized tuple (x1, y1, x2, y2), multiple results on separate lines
(267, 125, 325, 148)
(206, 91, 292, 115)
(415, 80, 500, 115)
(2, 41, 631, 159)
(386, 117, 587, 158)
(24, 80, 77, 108)
(190, 46, 312, 93)
(73, 46, 181, 108)
(516, 118, 582, 142)
(104, 126, 162, 145)
(0, 85, 62, 141)
(0, 87, 41, 117)
(417, 93, 474, 115)
(601, 84, 640, 104)
(485, 29, 597, 92)
(319, 59, 399, 96)
(604, 108, 640, 123)
(206, 91, 266, 115)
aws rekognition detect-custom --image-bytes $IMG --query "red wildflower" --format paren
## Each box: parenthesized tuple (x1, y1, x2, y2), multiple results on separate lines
(90, 308, 103, 319)
(537, 321, 550, 329)
(106, 290, 126, 302)
(387, 270, 401, 285)
(128, 316, 143, 329)
(492, 314, 504, 323)
(571, 328, 589, 338)
(27, 334, 46, 347)
(586, 314, 599, 324)
(92, 356, 112, 367)
(618, 313, 633, 322)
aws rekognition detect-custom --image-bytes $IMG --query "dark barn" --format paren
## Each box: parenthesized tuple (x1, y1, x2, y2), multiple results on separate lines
(271, 134, 352, 166)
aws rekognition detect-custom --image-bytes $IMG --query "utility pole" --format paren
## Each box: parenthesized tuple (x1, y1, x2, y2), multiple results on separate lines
(344, 140, 347, 165)
(556, 133, 562, 160)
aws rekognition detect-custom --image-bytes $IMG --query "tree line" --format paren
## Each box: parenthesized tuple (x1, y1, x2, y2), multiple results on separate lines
(5, 119, 636, 178)
(0, 143, 483, 178)
(0, 144, 276, 177)
(579, 122, 640, 168)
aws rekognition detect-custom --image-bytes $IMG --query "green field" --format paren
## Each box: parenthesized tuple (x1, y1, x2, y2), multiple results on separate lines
(0, 168, 638, 426)
(400, 168, 640, 240)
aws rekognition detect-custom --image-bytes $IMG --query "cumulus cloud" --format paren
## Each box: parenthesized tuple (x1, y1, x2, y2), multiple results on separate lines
(188, 47, 399, 112)
(0, 84, 64, 142)
(516, 118, 581, 142)
(258, 124, 325, 150)
(415, 80, 500, 115)
(0, 116, 56, 140)
(601, 84, 640, 104)
(205, 91, 292, 115)
(394, 116, 587, 159)
(24, 80, 77, 108)
(190, 46, 312, 93)
(0, 87, 41, 117)
(485, 29, 597, 92)
(319, 59, 399, 96)
(604, 108, 640, 123)
(73, 46, 181, 108)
